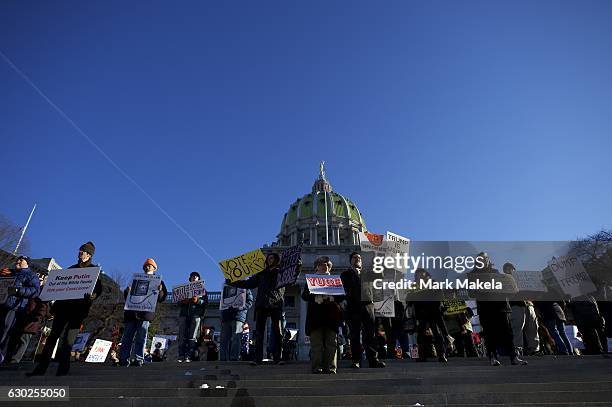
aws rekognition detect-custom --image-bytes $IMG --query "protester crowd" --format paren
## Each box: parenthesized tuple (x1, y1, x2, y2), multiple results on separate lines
(0, 244, 610, 377)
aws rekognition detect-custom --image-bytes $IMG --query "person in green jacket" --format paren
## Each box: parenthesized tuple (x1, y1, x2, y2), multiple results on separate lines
(177, 272, 208, 362)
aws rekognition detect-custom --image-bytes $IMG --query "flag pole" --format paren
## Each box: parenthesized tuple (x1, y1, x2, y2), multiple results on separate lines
(13, 203, 37, 255)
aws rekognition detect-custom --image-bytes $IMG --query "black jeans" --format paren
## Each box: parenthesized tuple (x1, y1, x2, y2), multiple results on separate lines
(347, 303, 379, 364)
(480, 312, 515, 359)
(35, 314, 82, 374)
(416, 313, 447, 360)
(254, 307, 282, 363)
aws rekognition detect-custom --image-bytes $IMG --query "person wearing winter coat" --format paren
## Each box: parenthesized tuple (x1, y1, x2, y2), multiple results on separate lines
(340, 251, 386, 369)
(6, 271, 50, 364)
(220, 285, 253, 361)
(411, 268, 448, 363)
(227, 253, 295, 365)
(302, 256, 343, 374)
(119, 258, 168, 366)
(570, 296, 607, 355)
(472, 253, 527, 366)
(29, 241, 103, 376)
(177, 271, 207, 362)
(0, 256, 40, 363)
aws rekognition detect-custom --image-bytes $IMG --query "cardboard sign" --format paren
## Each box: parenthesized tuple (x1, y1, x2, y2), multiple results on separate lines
(219, 285, 247, 310)
(72, 332, 91, 352)
(39, 267, 100, 301)
(172, 280, 205, 302)
(386, 231, 410, 272)
(374, 295, 395, 317)
(276, 244, 303, 289)
(548, 256, 597, 298)
(85, 339, 112, 363)
(305, 274, 345, 296)
(0, 277, 16, 304)
(219, 249, 267, 283)
(124, 273, 162, 312)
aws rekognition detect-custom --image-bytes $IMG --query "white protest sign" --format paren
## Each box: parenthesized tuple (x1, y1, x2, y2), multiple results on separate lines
(374, 296, 395, 317)
(172, 280, 205, 302)
(548, 256, 596, 298)
(0, 277, 16, 304)
(39, 267, 100, 301)
(386, 231, 410, 272)
(305, 274, 345, 296)
(219, 285, 247, 310)
(124, 273, 162, 312)
(512, 270, 547, 292)
(151, 336, 168, 350)
(85, 339, 112, 363)
(72, 332, 91, 352)
(359, 232, 389, 256)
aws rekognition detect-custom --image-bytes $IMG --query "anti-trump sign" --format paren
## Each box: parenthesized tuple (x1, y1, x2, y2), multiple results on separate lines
(85, 339, 112, 363)
(305, 274, 345, 296)
(276, 244, 303, 289)
(548, 256, 596, 298)
(172, 280, 205, 302)
(219, 248, 267, 283)
(39, 267, 101, 301)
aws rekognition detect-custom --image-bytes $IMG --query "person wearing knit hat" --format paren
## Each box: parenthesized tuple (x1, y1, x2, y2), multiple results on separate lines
(28, 242, 103, 377)
(118, 258, 167, 367)
(177, 271, 208, 362)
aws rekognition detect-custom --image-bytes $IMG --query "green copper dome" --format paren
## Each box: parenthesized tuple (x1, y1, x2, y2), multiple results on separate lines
(277, 163, 366, 246)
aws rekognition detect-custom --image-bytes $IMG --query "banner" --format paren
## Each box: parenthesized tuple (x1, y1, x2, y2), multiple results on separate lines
(39, 267, 101, 301)
(548, 256, 597, 298)
(85, 339, 112, 363)
(512, 270, 547, 292)
(219, 248, 267, 283)
(124, 273, 162, 312)
(0, 277, 16, 304)
(276, 244, 303, 289)
(172, 280, 205, 302)
(72, 332, 91, 352)
(219, 285, 247, 311)
(305, 274, 345, 296)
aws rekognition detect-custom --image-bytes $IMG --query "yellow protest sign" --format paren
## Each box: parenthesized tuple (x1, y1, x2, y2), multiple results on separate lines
(219, 248, 267, 282)
(443, 299, 468, 315)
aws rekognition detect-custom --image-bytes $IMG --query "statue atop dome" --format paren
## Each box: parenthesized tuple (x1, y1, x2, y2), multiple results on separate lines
(313, 161, 332, 193)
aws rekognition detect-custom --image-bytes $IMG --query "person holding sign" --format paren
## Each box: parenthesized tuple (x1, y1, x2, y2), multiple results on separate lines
(118, 258, 167, 367)
(220, 285, 253, 361)
(29, 241, 103, 376)
(340, 252, 386, 369)
(302, 256, 343, 374)
(177, 272, 207, 363)
(0, 256, 40, 363)
(227, 253, 296, 365)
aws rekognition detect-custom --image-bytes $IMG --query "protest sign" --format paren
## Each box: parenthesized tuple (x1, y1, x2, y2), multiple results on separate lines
(0, 277, 16, 304)
(386, 231, 410, 272)
(305, 274, 345, 296)
(276, 244, 303, 289)
(72, 332, 91, 352)
(172, 280, 205, 302)
(85, 339, 112, 363)
(219, 248, 267, 283)
(548, 256, 596, 298)
(219, 285, 247, 310)
(39, 267, 100, 301)
(512, 270, 547, 292)
(443, 299, 469, 315)
(374, 295, 395, 317)
(151, 336, 168, 350)
(124, 273, 162, 312)
(359, 232, 388, 255)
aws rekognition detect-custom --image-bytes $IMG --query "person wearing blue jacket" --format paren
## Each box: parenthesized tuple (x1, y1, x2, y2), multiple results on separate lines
(0, 256, 40, 363)
(220, 285, 253, 361)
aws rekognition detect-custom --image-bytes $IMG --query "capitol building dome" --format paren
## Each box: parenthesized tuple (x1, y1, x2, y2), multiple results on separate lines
(277, 162, 367, 247)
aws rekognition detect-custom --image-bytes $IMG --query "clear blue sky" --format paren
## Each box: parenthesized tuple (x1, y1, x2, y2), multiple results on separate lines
(2, 0, 611, 290)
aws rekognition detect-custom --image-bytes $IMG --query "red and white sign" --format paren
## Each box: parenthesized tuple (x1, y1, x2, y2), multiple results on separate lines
(305, 274, 345, 296)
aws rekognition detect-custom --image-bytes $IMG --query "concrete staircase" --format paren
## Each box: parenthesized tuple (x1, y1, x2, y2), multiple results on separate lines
(2, 356, 612, 406)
